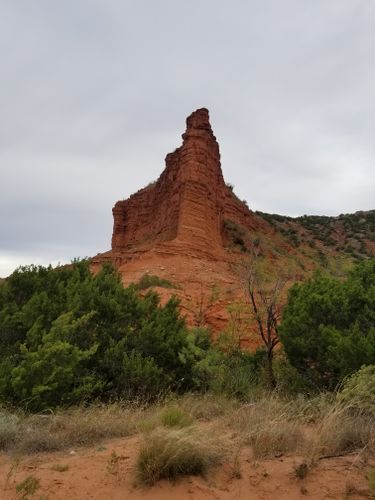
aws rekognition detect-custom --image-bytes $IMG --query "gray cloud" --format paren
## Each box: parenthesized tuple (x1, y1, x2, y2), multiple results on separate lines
(1, 0, 374, 275)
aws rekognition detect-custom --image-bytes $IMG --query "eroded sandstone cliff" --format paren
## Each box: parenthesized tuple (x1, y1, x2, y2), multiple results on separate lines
(110, 108, 266, 262)
(92, 108, 374, 338)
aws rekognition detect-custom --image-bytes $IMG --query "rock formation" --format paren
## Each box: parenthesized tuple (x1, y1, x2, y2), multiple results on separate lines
(110, 108, 263, 263)
(92, 108, 264, 336)
(92, 108, 374, 337)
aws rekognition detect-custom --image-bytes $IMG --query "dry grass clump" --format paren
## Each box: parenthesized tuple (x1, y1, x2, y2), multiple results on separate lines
(251, 422, 303, 459)
(177, 393, 238, 421)
(230, 396, 304, 458)
(288, 392, 336, 423)
(137, 402, 193, 432)
(230, 395, 375, 462)
(136, 427, 222, 485)
(138, 394, 235, 432)
(2, 391, 374, 470)
(304, 402, 375, 461)
(159, 406, 193, 428)
(0, 411, 20, 449)
(0, 403, 142, 454)
(15, 475, 40, 497)
(230, 394, 375, 461)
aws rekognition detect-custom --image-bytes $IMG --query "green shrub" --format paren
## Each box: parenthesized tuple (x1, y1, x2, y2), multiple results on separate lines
(194, 348, 265, 400)
(15, 475, 40, 497)
(160, 406, 193, 428)
(273, 356, 316, 395)
(224, 220, 247, 251)
(338, 365, 375, 416)
(0, 261, 208, 410)
(135, 274, 175, 290)
(280, 260, 375, 389)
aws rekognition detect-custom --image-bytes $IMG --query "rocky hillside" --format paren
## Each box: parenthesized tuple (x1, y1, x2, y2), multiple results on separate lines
(92, 108, 374, 338)
(257, 210, 375, 260)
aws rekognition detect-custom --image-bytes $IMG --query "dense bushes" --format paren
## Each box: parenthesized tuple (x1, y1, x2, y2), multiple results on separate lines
(280, 260, 375, 389)
(0, 260, 272, 411)
(2, 257, 374, 412)
(0, 261, 209, 410)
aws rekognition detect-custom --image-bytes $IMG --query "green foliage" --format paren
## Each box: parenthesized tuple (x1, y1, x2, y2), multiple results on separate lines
(135, 274, 175, 290)
(273, 355, 316, 396)
(338, 365, 375, 416)
(15, 475, 40, 498)
(224, 220, 248, 252)
(280, 260, 375, 389)
(279, 226, 301, 247)
(0, 261, 209, 410)
(294, 462, 309, 479)
(160, 406, 193, 428)
(256, 209, 375, 257)
(194, 347, 266, 400)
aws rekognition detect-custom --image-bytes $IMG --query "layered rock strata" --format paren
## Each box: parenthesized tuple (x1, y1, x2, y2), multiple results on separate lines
(110, 108, 262, 261)
(92, 108, 274, 337)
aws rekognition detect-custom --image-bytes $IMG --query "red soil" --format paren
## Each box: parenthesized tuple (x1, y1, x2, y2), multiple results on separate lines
(1, 435, 373, 499)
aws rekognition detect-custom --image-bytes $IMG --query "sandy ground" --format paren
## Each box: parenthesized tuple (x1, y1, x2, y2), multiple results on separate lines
(1, 435, 373, 500)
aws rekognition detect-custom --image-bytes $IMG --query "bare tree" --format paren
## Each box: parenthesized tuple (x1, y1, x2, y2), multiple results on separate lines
(239, 251, 289, 388)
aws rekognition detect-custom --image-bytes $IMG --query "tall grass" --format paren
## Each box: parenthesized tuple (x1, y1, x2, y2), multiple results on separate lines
(136, 427, 222, 485)
(304, 402, 375, 461)
(1, 391, 374, 488)
(230, 396, 304, 458)
(175, 393, 238, 421)
(228, 394, 375, 461)
(0, 403, 142, 454)
(0, 411, 19, 449)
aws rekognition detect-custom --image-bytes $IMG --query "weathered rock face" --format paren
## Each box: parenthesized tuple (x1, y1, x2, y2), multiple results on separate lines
(92, 108, 374, 337)
(111, 108, 261, 260)
(90, 108, 269, 336)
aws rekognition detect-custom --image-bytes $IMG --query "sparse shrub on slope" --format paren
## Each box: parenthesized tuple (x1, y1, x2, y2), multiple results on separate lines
(135, 274, 175, 290)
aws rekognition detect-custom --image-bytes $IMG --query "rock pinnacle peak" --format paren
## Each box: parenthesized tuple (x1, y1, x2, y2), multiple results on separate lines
(110, 109, 252, 258)
(183, 108, 215, 141)
(186, 107, 210, 129)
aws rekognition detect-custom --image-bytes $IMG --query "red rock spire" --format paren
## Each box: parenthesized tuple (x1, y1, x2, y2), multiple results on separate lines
(111, 108, 250, 258)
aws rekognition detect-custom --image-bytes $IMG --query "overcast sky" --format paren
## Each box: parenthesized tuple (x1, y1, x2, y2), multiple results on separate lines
(1, 1, 374, 276)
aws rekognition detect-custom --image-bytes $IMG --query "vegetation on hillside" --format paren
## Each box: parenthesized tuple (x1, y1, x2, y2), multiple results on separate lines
(0, 258, 374, 493)
(0, 258, 374, 411)
(256, 209, 375, 259)
(135, 273, 176, 290)
(0, 261, 208, 410)
(280, 259, 375, 389)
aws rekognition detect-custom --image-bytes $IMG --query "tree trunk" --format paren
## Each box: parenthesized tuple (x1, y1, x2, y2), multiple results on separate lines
(266, 349, 277, 389)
